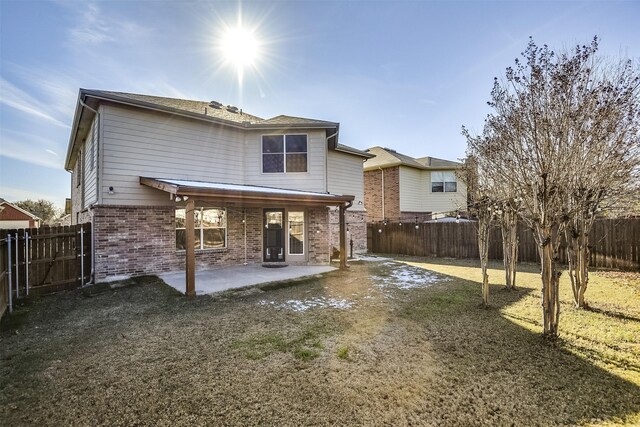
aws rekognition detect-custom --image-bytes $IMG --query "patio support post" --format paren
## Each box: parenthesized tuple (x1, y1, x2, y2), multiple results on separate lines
(185, 198, 196, 297)
(339, 204, 348, 269)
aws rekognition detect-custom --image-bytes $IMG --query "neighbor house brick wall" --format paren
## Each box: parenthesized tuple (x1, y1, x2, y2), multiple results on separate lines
(400, 211, 433, 223)
(0, 204, 40, 228)
(307, 207, 330, 264)
(364, 167, 400, 222)
(92, 205, 263, 281)
(329, 210, 367, 254)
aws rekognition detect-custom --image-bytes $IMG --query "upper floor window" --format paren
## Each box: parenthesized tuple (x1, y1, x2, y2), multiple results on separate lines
(262, 134, 308, 173)
(431, 171, 457, 193)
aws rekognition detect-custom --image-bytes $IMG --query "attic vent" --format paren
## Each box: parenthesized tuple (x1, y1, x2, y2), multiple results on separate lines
(383, 147, 397, 153)
(226, 105, 239, 113)
(209, 101, 222, 109)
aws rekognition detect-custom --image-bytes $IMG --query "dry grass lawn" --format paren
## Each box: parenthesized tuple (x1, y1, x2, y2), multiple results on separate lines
(1, 257, 639, 426)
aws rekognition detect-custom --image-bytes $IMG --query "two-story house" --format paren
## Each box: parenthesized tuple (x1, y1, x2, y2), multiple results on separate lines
(363, 146, 466, 222)
(65, 90, 372, 285)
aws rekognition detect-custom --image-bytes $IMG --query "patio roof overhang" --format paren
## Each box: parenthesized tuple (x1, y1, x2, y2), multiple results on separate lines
(140, 177, 354, 207)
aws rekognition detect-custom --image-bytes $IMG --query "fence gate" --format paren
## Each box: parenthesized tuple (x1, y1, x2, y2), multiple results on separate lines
(0, 223, 92, 317)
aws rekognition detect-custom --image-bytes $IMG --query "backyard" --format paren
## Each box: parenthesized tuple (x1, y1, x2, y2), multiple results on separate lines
(1, 257, 639, 426)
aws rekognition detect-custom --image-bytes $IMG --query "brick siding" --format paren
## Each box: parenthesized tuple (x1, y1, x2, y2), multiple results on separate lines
(364, 167, 400, 222)
(307, 207, 330, 264)
(329, 210, 367, 254)
(90, 205, 333, 281)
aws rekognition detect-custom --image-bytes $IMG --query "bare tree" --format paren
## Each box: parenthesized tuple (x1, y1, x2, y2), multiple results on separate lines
(459, 155, 496, 306)
(562, 55, 640, 308)
(464, 37, 640, 337)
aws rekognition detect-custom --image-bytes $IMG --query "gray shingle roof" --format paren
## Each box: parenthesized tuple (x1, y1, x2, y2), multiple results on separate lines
(95, 91, 264, 124)
(259, 115, 338, 126)
(87, 91, 339, 128)
(363, 146, 461, 171)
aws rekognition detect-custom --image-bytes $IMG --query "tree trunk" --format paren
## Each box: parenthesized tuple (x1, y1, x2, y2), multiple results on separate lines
(501, 211, 518, 290)
(478, 217, 490, 306)
(538, 227, 561, 338)
(566, 218, 590, 309)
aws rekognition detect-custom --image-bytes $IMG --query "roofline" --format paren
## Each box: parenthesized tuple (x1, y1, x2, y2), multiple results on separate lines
(140, 177, 354, 206)
(363, 146, 462, 171)
(65, 89, 340, 170)
(363, 162, 462, 172)
(334, 143, 375, 159)
(0, 201, 42, 220)
(85, 89, 340, 129)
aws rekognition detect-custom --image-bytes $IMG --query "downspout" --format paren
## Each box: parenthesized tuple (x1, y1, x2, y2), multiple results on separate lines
(379, 167, 385, 220)
(79, 98, 99, 283)
(325, 131, 338, 193)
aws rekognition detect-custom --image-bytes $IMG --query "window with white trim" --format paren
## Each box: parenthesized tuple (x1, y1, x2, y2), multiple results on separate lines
(175, 207, 227, 250)
(262, 134, 308, 173)
(288, 211, 305, 255)
(431, 171, 457, 193)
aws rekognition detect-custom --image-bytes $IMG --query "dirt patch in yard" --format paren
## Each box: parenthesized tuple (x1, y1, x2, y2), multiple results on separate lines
(1, 259, 639, 426)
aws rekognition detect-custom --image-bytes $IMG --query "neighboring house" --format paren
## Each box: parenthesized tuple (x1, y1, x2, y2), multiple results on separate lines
(65, 89, 372, 283)
(363, 146, 467, 222)
(0, 199, 41, 229)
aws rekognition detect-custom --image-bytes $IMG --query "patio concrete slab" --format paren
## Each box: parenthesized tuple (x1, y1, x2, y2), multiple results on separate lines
(159, 264, 337, 295)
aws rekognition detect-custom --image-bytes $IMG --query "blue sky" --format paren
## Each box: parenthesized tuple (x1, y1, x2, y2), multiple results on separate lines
(1, 0, 638, 208)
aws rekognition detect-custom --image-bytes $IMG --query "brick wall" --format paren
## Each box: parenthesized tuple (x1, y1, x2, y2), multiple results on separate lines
(307, 207, 330, 264)
(92, 206, 264, 280)
(91, 205, 334, 281)
(400, 211, 433, 223)
(329, 210, 367, 254)
(364, 167, 400, 222)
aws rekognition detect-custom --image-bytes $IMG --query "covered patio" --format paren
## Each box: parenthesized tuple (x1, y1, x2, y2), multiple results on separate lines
(140, 177, 354, 296)
(159, 264, 336, 295)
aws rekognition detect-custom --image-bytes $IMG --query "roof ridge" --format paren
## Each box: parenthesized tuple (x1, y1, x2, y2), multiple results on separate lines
(89, 89, 216, 105)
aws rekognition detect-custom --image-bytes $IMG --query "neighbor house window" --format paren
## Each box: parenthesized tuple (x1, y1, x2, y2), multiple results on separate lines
(431, 171, 457, 192)
(262, 134, 308, 173)
(175, 207, 227, 250)
(288, 211, 305, 255)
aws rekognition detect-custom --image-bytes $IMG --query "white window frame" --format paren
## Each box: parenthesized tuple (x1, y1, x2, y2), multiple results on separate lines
(431, 171, 457, 193)
(261, 134, 309, 174)
(175, 207, 227, 251)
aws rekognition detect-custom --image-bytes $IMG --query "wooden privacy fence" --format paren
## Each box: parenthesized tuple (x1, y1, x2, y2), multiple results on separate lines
(0, 224, 92, 318)
(367, 218, 640, 271)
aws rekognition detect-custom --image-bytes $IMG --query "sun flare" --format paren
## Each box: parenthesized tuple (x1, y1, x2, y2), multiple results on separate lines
(220, 26, 259, 70)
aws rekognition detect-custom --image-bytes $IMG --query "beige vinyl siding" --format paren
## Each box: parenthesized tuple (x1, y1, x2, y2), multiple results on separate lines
(243, 130, 326, 193)
(399, 166, 467, 214)
(399, 167, 423, 211)
(100, 104, 246, 206)
(83, 116, 98, 206)
(327, 151, 365, 211)
(425, 173, 467, 215)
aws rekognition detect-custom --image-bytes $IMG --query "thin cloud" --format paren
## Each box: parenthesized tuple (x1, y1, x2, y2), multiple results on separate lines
(0, 78, 71, 128)
(67, 3, 151, 47)
(1, 131, 64, 170)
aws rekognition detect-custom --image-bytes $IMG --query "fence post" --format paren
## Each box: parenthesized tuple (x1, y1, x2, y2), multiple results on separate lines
(14, 232, 19, 298)
(7, 234, 12, 313)
(25, 231, 29, 296)
(80, 225, 85, 287)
